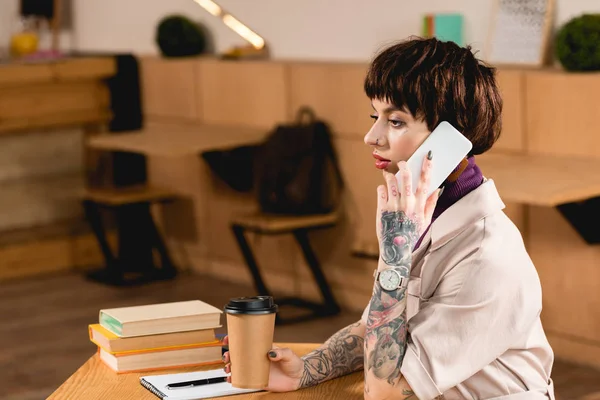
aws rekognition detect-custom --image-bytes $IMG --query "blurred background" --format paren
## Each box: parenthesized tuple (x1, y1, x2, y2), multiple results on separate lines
(1, 0, 600, 399)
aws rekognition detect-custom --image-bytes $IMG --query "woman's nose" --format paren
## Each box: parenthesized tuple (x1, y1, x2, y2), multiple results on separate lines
(364, 127, 380, 146)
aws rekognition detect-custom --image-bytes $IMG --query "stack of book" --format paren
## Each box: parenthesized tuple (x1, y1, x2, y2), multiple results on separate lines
(89, 300, 224, 373)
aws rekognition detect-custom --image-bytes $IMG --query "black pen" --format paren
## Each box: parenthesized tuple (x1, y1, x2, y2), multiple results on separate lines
(166, 376, 227, 389)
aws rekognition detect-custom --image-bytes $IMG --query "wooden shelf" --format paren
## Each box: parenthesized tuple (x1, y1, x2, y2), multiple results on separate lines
(232, 212, 339, 234)
(87, 122, 268, 156)
(0, 57, 116, 87)
(83, 186, 178, 206)
(477, 153, 600, 206)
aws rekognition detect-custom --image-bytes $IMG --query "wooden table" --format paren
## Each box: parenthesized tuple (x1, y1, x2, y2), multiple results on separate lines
(48, 343, 363, 399)
(478, 152, 600, 206)
(87, 121, 268, 156)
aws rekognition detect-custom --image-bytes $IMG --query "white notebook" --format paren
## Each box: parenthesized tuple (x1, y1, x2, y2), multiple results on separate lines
(140, 369, 262, 399)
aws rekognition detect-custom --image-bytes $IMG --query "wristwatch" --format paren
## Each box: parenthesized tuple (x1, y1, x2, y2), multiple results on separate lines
(373, 268, 408, 291)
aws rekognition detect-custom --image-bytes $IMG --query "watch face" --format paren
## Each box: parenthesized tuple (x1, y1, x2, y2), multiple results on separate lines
(379, 269, 401, 291)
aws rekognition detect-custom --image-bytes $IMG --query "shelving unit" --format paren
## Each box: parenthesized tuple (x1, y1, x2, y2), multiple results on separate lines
(0, 57, 116, 281)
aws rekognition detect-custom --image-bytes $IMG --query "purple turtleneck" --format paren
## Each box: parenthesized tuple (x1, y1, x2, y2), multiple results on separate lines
(414, 156, 484, 250)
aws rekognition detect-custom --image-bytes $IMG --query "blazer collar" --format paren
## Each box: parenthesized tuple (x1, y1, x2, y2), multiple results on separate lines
(426, 179, 505, 251)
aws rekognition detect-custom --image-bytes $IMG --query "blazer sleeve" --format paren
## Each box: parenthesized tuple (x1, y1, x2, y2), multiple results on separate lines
(400, 254, 542, 400)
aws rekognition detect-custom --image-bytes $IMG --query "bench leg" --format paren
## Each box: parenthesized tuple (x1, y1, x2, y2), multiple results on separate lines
(231, 224, 271, 296)
(293, 229, 341, 316)
(84, 201, 177, 286)
(83, 200, 121, 282)
(231, 223, 341, 325)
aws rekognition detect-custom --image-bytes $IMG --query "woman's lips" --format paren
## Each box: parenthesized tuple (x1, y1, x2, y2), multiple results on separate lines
(373, 153, 391, 169)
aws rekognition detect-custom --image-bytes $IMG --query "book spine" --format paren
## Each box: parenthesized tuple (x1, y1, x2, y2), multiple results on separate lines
(99, 311, 123, 336)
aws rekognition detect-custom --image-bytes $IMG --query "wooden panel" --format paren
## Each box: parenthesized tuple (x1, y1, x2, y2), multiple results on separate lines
(334, 137, 381, 255)
(201, 169, 298, 277)
(52, 57, 116, 81)
(0, 109, 111, 134)
(197, 59, 288, 129)
(209, 256, 373, 313)
(0, 81, 107, 120)
(477, 153, 600, 206)
(547, 333, 600, 370)
(529, 206, 600, 344)
(493, 69, 525, 153)
(526, 70, 600, 157)
(0, 58, 115, 88)
(0, 63, 54, 87)
(288, 62, 371, 138)
(0, 232, 114, 282)
(139, 57, 200, 121)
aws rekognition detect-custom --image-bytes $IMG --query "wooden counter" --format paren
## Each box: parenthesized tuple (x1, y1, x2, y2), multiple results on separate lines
(48, 342, 363, 400)
(0, 57, 115, 133)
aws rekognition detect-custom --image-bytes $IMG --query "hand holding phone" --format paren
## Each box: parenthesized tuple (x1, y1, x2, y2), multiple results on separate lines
(399, 121, 473, 198)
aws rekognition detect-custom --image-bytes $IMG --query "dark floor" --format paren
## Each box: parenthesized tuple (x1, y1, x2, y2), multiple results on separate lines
(1, 272, 599, 400)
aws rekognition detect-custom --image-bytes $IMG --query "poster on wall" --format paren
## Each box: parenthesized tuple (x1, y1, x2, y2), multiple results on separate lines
(486, 0, 554, 66)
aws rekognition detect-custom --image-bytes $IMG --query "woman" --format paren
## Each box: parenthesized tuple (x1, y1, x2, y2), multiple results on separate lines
(223, 37, 555, 399)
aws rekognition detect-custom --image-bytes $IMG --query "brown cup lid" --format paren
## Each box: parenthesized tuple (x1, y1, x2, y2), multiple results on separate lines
(224, 296, 278, 315)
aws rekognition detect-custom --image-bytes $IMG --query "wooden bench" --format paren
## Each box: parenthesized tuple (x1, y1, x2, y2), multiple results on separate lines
(231, 211, 341, 325)
(82, 185, 178, 286)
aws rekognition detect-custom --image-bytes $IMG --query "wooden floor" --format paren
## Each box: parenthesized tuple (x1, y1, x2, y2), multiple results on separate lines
(1, 272, 600, 400)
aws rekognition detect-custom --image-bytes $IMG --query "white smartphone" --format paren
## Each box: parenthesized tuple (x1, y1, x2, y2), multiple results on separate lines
(398, 121, 473, 198)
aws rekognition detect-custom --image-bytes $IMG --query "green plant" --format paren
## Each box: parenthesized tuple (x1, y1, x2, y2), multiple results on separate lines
(156, 15, 207, 57)
(555, 14, 600, 71)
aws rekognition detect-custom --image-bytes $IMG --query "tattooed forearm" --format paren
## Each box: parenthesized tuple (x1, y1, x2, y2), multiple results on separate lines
(365, 283, 409, 385)
(380, 211, 419, 266)
(298, 321, 365, 388)
(365, 210, 417, 392)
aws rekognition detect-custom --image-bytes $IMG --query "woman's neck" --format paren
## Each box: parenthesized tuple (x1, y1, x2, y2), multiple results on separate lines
(433, 155, 483, 221)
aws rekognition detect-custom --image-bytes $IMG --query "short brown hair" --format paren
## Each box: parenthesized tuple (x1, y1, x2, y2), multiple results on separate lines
(364, 37, 503, 155)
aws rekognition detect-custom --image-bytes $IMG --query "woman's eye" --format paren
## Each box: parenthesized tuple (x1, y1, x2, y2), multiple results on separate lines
(389, 120, 404, 128)
(370, 115, 379, 124)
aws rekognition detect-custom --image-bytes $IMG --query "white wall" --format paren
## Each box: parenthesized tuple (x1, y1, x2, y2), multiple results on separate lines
(0, 0, 72, 56)
(1, 0, 599, 61)
(71, 0, 600, 61)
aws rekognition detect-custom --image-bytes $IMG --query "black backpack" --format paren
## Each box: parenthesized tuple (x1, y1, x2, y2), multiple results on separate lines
(254, 107, 343, 215)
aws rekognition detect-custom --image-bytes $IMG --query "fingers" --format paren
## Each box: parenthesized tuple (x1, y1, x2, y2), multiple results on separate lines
(397, 161, 413, 211)
(222, 335, 229, 345)
(424, 188, 442, 224)
(267, 347, 294, 362)
(376, 185, 386, 237)
(382, 170, 400, 208)
(223, 350, 230, 374)
(415, 151, 433, 211)
(377, 185, 387, 210)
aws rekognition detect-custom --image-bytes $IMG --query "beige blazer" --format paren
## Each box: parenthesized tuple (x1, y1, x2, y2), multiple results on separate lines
(362, 179, 554, 399)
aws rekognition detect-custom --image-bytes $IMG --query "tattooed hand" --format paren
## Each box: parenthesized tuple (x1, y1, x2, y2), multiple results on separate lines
(364, 152, 441, 396)
(376, 152, 440, 263)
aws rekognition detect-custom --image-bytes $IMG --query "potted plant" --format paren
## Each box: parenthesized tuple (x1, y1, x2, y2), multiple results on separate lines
(155, 15, 208, 58)
(555, 14, 600, 71)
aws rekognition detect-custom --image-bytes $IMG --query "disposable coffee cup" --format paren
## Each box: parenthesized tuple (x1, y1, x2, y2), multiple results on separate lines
(224, 296, 278, 389)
